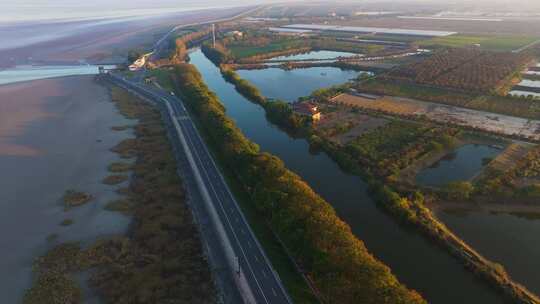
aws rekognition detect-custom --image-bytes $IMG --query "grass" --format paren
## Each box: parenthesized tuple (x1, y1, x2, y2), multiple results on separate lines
(110, 138, 138, 159)
(228, 40, 305, 58)
(25, 83, 217, 304)
(102, 174, 129, 185)
(110, 125, 131, 131)
(23, 271, 82, 304)
(360, 79, 540, 120)
(104, 199, 135, 214)
(62, 190, 92, 210)
(147, 68, 175, 91)
(418, 34, 540, 51)
(107, 162, 133, 173)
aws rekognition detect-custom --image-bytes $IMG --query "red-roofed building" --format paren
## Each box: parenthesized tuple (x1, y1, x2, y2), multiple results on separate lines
(293, 101, 322, 120)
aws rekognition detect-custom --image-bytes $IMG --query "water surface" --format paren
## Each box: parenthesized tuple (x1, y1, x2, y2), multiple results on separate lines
(438, 209, 540, 295)
(0, 76, 131, 303)
(237, 67, 364, 102)
(189, 49, 504, 304)
(0, 65, 115, 85)
(417, 144, 501, 187)
(267, 50, 360, 61)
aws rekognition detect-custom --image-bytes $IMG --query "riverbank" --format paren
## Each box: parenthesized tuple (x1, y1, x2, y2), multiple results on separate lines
(171, 62, 426, 304)
(215, 53, 540, 303)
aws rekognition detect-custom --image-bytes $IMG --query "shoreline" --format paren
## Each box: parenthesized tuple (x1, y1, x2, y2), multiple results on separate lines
(0, 75, 133, 303)
(22, 79, 216, 303)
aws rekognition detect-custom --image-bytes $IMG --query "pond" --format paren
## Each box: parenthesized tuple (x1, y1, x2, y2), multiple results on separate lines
(267, 50, 360, 61)
(416, 144, 501, 187)
(236, 67, 367, 102)
(188, 49, 504, 304)
(0, 65, 115, 85)
(438, 209, 540, 296)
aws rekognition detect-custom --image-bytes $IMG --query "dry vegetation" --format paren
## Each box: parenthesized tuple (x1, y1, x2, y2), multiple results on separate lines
(102, 174, 128, 185)
(62, 190, 92, 210)
(487, 143, 531, 172)
(24, 85, 215, 304)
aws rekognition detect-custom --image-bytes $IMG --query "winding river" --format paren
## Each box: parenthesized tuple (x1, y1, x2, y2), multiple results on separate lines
(188, 49, 504, 303)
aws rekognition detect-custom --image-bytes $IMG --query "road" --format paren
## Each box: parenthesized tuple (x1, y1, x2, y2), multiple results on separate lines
(512, 38, 540, 53)
(149, 5, 263, 62)
(105, 74, 292, 304)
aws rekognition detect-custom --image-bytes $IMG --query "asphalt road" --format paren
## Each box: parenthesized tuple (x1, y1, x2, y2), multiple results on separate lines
(106, 74, 292, 304)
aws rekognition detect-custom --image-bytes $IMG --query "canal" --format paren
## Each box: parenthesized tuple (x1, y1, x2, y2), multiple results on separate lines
(188, 49, 504, 303)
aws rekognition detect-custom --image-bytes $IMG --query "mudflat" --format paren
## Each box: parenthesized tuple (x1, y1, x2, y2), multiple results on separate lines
(0, 76, 132, 303)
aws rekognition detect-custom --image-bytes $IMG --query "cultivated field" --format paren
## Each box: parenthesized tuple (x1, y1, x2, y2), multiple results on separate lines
(315, 108, 388, 144)
(332, 93, 540, 141)
(385, 48, 532, 92)
(418, 34, 540, 52)
(331, 17, 540, 36)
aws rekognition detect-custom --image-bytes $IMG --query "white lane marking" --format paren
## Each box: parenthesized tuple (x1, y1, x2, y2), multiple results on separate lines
(255, 255, 259, 262)
(179, 118, 269, 304)
(116, 77, 285, 303)
(272, 288, 277, 297)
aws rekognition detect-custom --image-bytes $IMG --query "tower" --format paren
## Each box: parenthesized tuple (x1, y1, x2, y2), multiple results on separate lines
(212, 23, 216, 48)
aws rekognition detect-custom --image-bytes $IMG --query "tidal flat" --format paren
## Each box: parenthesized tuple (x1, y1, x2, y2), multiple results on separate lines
(0, 75, 133, 303)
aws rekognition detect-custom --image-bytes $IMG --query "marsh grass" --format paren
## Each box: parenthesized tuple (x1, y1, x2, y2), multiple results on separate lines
(62, 190, 92, 210)
(110, 125, 131, 131)
(24, 83, 216, 304)
(104, 199, 135, 214)
(102, 175, 128, 185)
(107, 162, 133, 173)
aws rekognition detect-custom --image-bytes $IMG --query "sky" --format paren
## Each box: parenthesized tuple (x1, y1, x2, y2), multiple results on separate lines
(1, 0, 282, 23)
(3, 0, 540, 23)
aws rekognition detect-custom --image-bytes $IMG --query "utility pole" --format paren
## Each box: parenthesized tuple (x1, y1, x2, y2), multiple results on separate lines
(212, 23, 216, 48)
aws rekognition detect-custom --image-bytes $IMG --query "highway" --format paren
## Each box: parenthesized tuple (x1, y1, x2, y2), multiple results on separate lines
(105, 74, 292, 304)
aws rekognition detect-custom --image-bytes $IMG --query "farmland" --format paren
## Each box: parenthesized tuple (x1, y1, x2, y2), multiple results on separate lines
(418, 34, 540, 52)
(332, 93, 540, 141)
(385, 48, 532, 92)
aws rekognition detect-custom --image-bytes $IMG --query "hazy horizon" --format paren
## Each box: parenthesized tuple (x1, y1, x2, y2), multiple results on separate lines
(3, 0, 540, 23)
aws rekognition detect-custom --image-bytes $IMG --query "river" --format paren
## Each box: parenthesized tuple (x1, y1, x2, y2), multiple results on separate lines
(188, 49, 504, 304)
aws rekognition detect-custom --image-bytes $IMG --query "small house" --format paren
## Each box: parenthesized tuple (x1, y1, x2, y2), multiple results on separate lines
(225, 31, 244, 38)
(293, 101, 322, 120)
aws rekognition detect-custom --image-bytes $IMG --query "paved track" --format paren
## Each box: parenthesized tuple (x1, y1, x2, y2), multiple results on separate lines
(106, 74, 292, 304)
